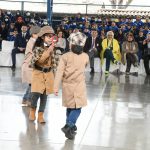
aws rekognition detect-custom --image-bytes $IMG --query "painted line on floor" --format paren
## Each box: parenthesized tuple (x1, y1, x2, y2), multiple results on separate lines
(79, 75, 110, 146)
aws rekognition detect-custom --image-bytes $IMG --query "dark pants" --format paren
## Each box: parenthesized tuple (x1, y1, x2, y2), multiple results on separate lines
(104, 49, 115, 71)
(88, 50, 99, 69)
(30, 91, 47, 112)
(11, 48, 24, 67)
(126, 53, 137, 72)
(138, 49, 143, 63)
(143, 54, 150, 75)
(66, 108, 81, 127)
(23, 84, 31, 102)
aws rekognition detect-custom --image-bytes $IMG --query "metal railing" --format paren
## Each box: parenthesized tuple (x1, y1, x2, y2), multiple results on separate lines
(1, 0, 150, 14)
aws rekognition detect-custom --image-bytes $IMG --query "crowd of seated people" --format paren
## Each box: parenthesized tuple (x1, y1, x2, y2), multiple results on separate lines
(0, 9, 48, 47)
(56, 13, 150, 75)
(0, 9, 49, 70)
(0, 9, 150, 75)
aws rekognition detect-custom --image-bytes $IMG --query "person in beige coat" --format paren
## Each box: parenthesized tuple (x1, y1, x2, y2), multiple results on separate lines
(21, 26, 41, 106)
(122, 33, 138, 75)
(29, 26, 60, 124)
(54, 32, 89, 139)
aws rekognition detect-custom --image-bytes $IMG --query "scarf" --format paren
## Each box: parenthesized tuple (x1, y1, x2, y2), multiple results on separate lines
(29, 46, 61, 73)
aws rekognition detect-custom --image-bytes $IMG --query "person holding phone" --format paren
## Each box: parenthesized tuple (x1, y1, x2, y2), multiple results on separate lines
(29, 26, 60, 123)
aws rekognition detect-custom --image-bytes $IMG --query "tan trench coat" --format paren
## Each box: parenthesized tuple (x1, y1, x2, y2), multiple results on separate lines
(54, 52, 89, 108)
(22, 38, 35, 83)
(31, 47, 54, 95)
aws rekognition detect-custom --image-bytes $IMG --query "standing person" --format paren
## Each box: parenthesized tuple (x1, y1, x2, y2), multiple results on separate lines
(54, 32, 89, 140)
(21, 26, 41, 106)
(84, 29, 102, 74)
(29, 26, 60, 123)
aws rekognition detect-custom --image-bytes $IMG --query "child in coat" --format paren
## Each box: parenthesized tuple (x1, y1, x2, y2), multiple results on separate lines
(54, 32, 89, 139)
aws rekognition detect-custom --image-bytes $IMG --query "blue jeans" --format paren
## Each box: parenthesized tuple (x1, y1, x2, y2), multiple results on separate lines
(30, 91, 47, 112)
(104, 49, 115, 71)
(66, 108, 81, 127)
(23, 84, 31, 102)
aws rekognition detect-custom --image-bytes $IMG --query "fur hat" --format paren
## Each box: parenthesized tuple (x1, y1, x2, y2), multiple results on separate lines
(68, 32, 87, 47)
(30, 26, 41, 35)
(38, 26, 54, 37)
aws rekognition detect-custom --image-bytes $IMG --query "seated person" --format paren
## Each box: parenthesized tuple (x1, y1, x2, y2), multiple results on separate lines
(0, 22, 8, 49)
(7, 29, 18, 41)
(84, 29, 102, 74)
(122, 33, 138, 75)
(7, 23, 18, 41)
(135, 30, 145, 62)
(11, 24, 30, 71)
(143, 32, 150, 75)
(55, 30, 66, 54)
(101, 31, 121, 74)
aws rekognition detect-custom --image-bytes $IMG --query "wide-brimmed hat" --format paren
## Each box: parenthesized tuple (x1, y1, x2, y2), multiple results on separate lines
(68, 32, 87, 47)
(38, 26, 54, 37)
(30, 26, 41, 35)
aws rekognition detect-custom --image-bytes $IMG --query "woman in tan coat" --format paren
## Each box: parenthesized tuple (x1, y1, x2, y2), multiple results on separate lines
(122, 33, 138, 75)
(54, 32, 89, 140)
(21, 26, 41, 106)
(29, 26, 60, 123)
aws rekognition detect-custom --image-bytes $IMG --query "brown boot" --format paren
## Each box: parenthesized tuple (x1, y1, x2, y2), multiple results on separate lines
(29, 108, 36, 121)
(38, 112, 46, 124)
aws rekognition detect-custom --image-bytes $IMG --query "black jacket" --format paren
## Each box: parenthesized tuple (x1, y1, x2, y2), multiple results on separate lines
(14, 32, 30, 48)
(83, 36, 102, 55)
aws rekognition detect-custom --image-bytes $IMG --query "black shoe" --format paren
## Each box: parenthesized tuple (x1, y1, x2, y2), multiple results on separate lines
(72, 125, 77, 132)
(11, 66, 16, 71)
(61, 125, 75, 140)
(90, 67, 94, 74)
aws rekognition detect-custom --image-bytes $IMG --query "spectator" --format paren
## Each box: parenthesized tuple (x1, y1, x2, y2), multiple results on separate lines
(101, 31, 121, 74)
(135, 30, 145, 62)
(24, 11, 31, 25)
(11, 24, 30, 71)
(15, 14, 24, 33)
(7, 23, 16, 40)
(0, 22, 8, 49)
(143, 32, 150, 75)
(7, 29, 18, 41)
(122, 33, 138, 75)
(33, 13, 41, 24)
(6, 11, 14, 22)
(109, 21, 118, 39)
(4, 16, 11, 27)
(55, 30, 66, 54)
(134, 15, 144, 29)
(84, 29, 102, 74)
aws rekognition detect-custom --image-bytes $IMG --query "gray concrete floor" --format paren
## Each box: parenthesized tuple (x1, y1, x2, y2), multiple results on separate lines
(0, 67, 150, 150)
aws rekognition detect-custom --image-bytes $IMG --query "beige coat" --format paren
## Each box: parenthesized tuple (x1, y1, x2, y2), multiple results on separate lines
(21, 38, 36, 83)
(122, 41, 138, 65)
(31, 47, 54, 95)
(54, 52, 89, 108)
